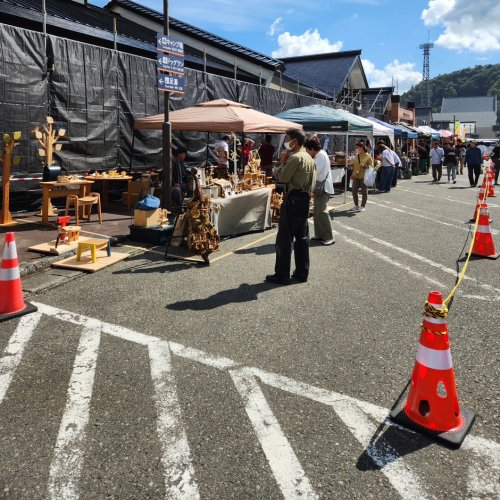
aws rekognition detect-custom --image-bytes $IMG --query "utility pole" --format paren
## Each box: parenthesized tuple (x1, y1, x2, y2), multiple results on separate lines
(162, 0, 171, 209)
(419, 40, 434, 107)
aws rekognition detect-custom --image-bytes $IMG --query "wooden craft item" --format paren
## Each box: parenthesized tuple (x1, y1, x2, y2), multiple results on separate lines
(33, 116, 66, 167)
(0, 131, 21, 227)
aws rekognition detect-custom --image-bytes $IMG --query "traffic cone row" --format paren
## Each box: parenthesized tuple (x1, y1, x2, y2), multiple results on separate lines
(0, 232, 37, 322)
(470, 204, 500, 259)
(390, 292, 475, 448)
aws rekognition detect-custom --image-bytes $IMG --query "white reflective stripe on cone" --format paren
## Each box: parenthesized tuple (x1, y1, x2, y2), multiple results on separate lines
(416, 344, 453, 370)
(477, 225, 492, 234)
(1, 242, 18, 260)
(0, 267, 20, 281)
(423, 316, 446, 325)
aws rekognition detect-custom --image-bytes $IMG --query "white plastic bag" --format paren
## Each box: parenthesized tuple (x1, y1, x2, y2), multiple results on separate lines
(364, 166, 376, 187)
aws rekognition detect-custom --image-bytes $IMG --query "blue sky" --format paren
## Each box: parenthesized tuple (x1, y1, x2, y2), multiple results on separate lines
(93, 0, 500, 93)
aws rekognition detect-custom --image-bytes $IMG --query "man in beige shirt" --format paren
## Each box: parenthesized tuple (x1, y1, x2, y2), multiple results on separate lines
(266, 129, 316, 285)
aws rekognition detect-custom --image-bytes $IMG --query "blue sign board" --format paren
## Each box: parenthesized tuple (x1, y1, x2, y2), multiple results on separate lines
(158, 74, 185, 94)
(157, 53, 185, 75)
(156, 34, 184, 56)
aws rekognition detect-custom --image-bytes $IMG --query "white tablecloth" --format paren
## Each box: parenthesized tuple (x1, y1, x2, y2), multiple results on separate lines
(210, 188, 272, 237)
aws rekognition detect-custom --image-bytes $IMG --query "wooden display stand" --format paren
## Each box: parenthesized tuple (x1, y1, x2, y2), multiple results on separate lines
(0, 131, 21, 227)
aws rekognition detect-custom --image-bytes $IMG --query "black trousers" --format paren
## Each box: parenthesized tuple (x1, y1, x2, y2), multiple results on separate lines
(432, 163, 442, 181)
(274, 203, 310, 279)
(467, 164, 481, 186)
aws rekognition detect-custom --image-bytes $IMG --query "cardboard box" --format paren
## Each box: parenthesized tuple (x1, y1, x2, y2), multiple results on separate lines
(133, 208, 162, 227)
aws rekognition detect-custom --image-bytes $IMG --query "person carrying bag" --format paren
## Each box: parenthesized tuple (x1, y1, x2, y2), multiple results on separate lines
(351, 140, 373, 212)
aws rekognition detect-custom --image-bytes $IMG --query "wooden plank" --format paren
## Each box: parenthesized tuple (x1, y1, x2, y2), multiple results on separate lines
(51, 251, 129, 273)
(28, 237, 92, 255)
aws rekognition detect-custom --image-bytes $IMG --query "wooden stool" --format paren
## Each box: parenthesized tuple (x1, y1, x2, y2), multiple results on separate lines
(76, 238, 111, 263)
(65, 192, 102, 225)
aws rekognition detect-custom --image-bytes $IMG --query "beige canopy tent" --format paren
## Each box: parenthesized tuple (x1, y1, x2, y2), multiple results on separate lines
(134, 99, 303, 133)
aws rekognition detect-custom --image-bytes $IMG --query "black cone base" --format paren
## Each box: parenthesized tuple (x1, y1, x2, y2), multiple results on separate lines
(390, 391, 475, 449)
(0, 302, 38, 323)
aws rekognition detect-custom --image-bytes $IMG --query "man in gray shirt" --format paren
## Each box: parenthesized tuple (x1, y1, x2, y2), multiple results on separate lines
(430, 140, 444, 182)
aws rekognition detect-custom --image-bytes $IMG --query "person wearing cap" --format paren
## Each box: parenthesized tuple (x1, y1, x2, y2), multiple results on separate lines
(465, 140, 482, 187)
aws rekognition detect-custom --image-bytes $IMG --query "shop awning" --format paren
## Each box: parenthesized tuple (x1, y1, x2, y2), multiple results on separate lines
(417, 125, 441, 139)
(344, 113, 394, 146)
(134, 99, 303, 133)
(367, 117, 404, 137)
(393, 122, 419, 139)
(275, 105, 373, 134)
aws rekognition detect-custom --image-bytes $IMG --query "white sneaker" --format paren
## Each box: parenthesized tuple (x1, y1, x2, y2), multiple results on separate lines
(359, 206, 366, 212)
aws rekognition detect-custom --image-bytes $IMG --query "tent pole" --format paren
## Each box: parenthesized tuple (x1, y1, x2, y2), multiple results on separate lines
(129, 130, 135, 173)
(344, 133, 348, 204)
(233, 135, 237, 175)
(206, 132, 209, 165)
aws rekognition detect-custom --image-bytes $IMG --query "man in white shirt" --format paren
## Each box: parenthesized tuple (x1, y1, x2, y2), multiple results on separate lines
(378, 140, 395, 192)
(304, 136, 335, 245)
(214, 135, 230, 166)
(391, 148, 402, 188)
(430, 140, 444, 182)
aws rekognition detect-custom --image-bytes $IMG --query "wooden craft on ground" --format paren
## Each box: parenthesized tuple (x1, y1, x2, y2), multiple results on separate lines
(52, 251, 128, 273)
(185, 169, 220, 263)
(76, 238, 111, 263)
(28, 236, 91, 255)
(0, 131, 21, 227)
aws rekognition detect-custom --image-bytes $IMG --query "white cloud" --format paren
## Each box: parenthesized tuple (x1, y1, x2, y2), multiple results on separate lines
(272, 29, 343, 58)
(362, 59, 422, 93)
(267, 17, 282, 37)
(421, 0, 500, 53)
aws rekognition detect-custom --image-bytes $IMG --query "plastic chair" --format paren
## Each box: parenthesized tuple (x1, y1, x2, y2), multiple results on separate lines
(65, 192, 102, 225)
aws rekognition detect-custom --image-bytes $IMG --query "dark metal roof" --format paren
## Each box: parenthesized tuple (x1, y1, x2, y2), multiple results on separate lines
(105, 0, 283, 70)
(0, 0, 260, 81)
(280, 51, 364, 97)
(442, 96, 497, 113)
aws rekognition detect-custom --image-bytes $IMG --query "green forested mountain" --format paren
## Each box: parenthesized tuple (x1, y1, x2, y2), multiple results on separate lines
(401, 64, 500, 112)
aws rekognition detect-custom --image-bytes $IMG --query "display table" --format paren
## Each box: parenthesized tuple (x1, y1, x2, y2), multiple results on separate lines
(210, 188, 272, 237)
(84, 175, 133, 209)
(39, 180, 94, 226)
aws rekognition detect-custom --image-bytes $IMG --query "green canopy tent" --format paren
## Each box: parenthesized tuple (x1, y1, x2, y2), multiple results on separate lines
(275, 104, 374, 201)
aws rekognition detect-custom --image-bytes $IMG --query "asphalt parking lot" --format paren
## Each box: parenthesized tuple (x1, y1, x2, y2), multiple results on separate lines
(0, 173, 499, 499)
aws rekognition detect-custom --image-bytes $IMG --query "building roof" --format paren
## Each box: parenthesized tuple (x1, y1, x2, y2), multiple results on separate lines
(280, 50, 368, 96)
(0, 0, 265, 81)
(441, 96, 497, 113)
(104, 0, 283, 70)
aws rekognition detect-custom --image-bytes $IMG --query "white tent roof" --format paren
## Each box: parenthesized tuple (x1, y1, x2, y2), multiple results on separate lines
(351, 114, 394, 146)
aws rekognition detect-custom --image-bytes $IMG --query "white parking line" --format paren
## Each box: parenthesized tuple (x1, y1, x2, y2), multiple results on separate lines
(367, 200, 498, 234)
(0, 312, 42, 404)
(48, 325, 102, 500)
(149, 341, 200, 499)
(252, 368, 429, 499)
(335, 222, 500, 300)
(230, 367, 319, 499)
(398, 187, 498, 208)
(8, 302, 500, 498)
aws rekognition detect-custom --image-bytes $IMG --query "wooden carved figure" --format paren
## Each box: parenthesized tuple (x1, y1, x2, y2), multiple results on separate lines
(33, 116, 66, 167)
(0, 131, 21, 227)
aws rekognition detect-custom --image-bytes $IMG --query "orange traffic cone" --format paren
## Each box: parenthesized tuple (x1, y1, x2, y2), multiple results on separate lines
(470, 204, 500, 259)
(391, 291, 475, 448)
(487, 167, 495, 197)
(469, 194, 491, 223)
(0, 232, 37, 322)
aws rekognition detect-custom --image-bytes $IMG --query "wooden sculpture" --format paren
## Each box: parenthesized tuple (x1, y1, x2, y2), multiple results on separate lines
(271, 191, 284, 222)
(33, 116, 66, 166)
(0, 131, 21, 227)
(185, 169, 220, 263)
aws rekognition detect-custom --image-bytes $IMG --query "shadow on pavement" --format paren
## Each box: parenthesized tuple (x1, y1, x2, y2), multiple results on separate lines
(356, 423, 433, 471)
(167, 282, 278, 311)
(113, 251, 196, 275)
(234, 243, 275, 256)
